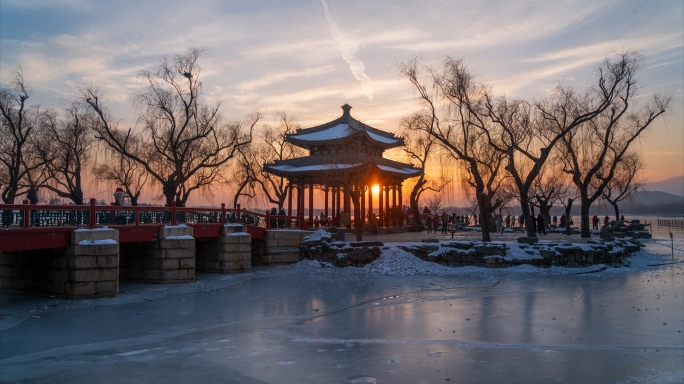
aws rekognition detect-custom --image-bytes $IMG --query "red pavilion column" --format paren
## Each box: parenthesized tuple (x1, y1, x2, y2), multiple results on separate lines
(287, 183, 293, 216)
(336, 186, 341, 222)
(308, 181, 314, 222)
(324, 186, 329, 222)
(385, 185, 391, 227)
(398, 183, 403, 226)
(360, 185, 365, 228)
(298, 183, 304, 217)
(378, 184, 384, 228)
(368, 185, 373, 221)
(392, 184, 397, 227)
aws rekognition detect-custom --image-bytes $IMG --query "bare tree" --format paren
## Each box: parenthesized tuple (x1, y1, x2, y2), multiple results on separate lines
(557, 53, 669, 237)
(92, 133, 149, 206)
(0, 71, 53, 203)
(398, 57, 507, 241)
(530, 158, 571, 230)
(483, 53, 644, 237)
(35, 103, 95, 205)
(425, 194, 443, 214)
(83, 48, 258, 206)
(400, 113, 449, 225)
(602, 151, 644, 221)
(255, 112, 305, 209)
(230, 140, 259, 208)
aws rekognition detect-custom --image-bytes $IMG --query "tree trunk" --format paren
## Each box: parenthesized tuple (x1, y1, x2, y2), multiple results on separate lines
(580, 197, 592, 238)
(409, 181, 424, 225)
(519, 192, 536, 237)
(539, 203, 551, 231)
(564, 198, 574, 235)
(610, 201, 620, 221)
(476, 193, 493, 242)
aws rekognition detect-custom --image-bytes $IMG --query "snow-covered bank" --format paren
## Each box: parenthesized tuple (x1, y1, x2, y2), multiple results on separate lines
(291, 232, 683, 278)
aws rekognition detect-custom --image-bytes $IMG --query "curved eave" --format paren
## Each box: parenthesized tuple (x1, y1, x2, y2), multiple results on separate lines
(263, 156, 422, 180)
(286, 114, 404, 149)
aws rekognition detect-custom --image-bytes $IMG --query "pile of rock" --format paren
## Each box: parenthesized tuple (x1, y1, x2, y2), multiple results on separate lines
(298, 229, 644, 269)
(600, 220, 652, 240)
(299, 229, 382, 267)
(399, 238, 640, 268)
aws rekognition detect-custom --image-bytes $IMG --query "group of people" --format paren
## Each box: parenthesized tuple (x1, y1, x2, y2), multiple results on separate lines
(424, 212, 454, 234)
(494, 213, 548, 235)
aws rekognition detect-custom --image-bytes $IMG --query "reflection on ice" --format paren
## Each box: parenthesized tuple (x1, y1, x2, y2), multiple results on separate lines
(0, 236, 682, 383)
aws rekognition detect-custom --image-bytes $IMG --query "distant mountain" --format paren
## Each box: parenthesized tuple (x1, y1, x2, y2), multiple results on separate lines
(643, 176, 684, 198)
(628, 190, 684, 206)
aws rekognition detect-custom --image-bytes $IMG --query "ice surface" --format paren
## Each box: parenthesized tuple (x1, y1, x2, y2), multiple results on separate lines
(1, 231, 683, 383)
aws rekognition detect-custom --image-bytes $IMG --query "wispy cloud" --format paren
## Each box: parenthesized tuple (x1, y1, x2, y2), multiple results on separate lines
(235, 66, 338, 92)
(320, 0, 373, 100)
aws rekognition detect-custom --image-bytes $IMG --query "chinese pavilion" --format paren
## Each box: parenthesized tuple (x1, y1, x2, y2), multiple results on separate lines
(263, 104, 422, 228)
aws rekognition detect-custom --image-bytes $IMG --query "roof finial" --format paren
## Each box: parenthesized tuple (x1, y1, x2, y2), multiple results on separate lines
(341, 103, 352, 116)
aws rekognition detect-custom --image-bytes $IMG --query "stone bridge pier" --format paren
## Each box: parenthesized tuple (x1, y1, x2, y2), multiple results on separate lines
(0, 228, 119, 299)
(1, 226, 311, 299)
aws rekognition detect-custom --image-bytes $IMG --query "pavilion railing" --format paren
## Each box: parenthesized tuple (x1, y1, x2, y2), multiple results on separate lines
(0, 199, 307, 231)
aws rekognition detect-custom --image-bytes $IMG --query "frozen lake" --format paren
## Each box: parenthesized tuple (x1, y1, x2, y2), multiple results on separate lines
(1, 229, 683, 383)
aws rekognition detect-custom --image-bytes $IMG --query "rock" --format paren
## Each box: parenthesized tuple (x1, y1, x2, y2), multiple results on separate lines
(474, 244, 507, 256)
(335, 253, 350, 267)
(517, 237, 539, 245)
(539, 249, 558, 259)
(443, 241, 474, 250)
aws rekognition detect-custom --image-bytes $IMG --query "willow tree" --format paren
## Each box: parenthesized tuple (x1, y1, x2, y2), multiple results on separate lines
(92, 133, 149, 206)
(0, 71, 53, 203)
(602, 151, 643, 221)
(255, 112, 305, 209)
(400, 113, 449, 226)
(84, 48, 257, 206)
(39, 103, 94, 205)
(399, 57, 507, 242)
(557, 53, 669, 237)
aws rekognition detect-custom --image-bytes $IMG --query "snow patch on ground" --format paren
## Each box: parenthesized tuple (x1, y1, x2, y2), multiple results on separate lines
(302, 229, 331, 242)
(363, 246, 462, 276)
(77, 239, 117, 245)
(74, 227, 112, 232)
(287, 237, 682, 278)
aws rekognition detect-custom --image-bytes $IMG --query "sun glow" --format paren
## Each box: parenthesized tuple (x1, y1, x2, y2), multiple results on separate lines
(371, 185, 380, 194)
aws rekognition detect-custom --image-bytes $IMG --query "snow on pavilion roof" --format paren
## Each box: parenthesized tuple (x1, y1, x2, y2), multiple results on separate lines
(286, 104, 404, 149)
(264, 153, 422, 180)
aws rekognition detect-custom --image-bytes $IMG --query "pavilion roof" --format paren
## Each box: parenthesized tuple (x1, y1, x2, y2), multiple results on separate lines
(286, 104, 404, 149)
(263, 153, 422, 181)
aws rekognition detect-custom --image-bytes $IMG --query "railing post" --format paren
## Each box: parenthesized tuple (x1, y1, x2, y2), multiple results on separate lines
(221, 203, 226, 224)
(23, 199, 30, 228)
(299, 211, 305, 230)
(237, 203, 241, 223)
(171, 202, 177, 225)
(266, 211, 271, 229)
(90, 198, 97, 228)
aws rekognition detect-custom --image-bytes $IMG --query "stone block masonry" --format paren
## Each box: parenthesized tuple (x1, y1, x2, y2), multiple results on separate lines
(119, 225, 195, 284)
(0, 228, 119, 299)
(256, 230, 311, 265)
(196, 224, 252, 272)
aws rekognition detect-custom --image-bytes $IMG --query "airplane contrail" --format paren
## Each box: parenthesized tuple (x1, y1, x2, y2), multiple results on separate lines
(321, 0, 373, 99)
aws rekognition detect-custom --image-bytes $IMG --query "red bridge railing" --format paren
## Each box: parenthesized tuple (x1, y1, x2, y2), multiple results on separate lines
(0, 199, 308, 251)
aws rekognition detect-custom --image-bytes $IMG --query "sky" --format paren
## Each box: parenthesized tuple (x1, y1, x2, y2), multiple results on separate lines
(1, 0, 682, 206)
